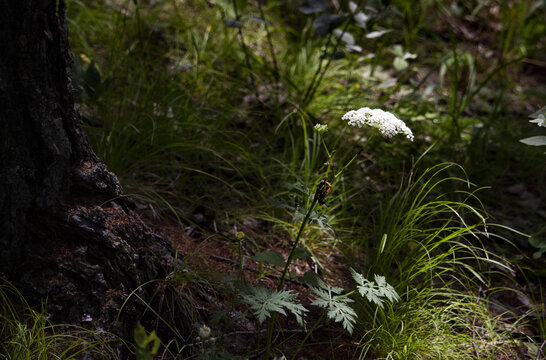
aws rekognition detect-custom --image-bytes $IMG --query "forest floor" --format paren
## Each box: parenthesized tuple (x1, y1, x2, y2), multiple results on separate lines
(51, 0, 546, 358)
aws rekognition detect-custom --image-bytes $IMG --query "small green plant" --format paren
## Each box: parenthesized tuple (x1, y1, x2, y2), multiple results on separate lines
(239, 105, 412, 358)
(529, 234, 546, 259)
(0, 280, 117, 359)
(134, 323, 160, 360)
(240, 286, 308, 327)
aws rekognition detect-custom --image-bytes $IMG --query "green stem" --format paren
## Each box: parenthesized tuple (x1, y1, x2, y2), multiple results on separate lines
(321, 136, 333, 182)
(278, 195, 319, 291)
(266, 184, 321, 359)
(258, 0, 279, 83)
(231, 0, 255, 88)
(334, 153, 358, 179)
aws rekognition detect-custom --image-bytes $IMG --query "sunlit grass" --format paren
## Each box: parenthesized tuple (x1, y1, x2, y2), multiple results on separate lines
(347, 161, 520, 359)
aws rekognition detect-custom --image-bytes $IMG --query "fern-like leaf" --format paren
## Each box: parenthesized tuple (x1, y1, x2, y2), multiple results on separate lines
(311, 279, 357, 334)
(240, 286, 308, 326)
(350, 269, 400, 308)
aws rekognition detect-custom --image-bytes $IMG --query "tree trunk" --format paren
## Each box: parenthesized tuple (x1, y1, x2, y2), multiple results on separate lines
(0, 0, 175, 344)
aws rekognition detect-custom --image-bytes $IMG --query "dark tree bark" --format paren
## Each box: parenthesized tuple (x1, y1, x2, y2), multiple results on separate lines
(0, 0, 176, 345)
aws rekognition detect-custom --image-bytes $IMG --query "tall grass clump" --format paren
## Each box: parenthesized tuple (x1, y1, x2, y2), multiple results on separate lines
(67, 0, 266, 219)
(350, 161, 518, 359)
(0, 280, 118, 359)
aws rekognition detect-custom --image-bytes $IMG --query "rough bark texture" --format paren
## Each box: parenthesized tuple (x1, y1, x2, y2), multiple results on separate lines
(0, 0, 176, 345)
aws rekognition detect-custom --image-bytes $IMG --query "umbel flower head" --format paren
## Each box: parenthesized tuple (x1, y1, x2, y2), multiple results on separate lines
(314, 123, 328, 134)
(342, 107, 414, 141)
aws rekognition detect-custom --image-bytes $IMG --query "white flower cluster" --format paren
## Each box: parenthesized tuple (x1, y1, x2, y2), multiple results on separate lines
(342, 107, 414, 141)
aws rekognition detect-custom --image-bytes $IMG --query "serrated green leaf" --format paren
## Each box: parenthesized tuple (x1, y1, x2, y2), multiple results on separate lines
(374, 274, 386, 287)
(310, 279, 356, 334)
(292, 247, 312, 260)
(350, 268, 365, 284)
(253, 251, 286, 267)
(240, 287, 308, 326)
(351, 269, 400, 307)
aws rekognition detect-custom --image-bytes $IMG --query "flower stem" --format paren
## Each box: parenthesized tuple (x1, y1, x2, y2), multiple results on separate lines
(277, 194, 319, 291)
(265, 183, 321, 359)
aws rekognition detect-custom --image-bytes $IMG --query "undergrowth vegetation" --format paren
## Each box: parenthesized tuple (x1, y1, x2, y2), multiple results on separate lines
(0, 281, 118, 359)
(2, 0, 545, 359)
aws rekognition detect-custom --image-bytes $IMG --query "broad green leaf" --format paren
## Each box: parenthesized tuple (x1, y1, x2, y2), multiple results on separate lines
(393, 57, 408, 71)
(354, 11, 369, 28)
(529, 236, 546, 249)
(253, 251, 286, 267)
(392, 44, 404, 57)
(298, 271, 322, 287)
(366, 29, 391, 39)
(330, 51, 346, 59)
(299, 0, 329, 14)
(292, 247, 312, 260)
(224, 19, 243, 28)
(529, 106, 546, 119)
(333, 29, 355, 45)
(520, 136, 546, 146)
(313, 14, 345, 36)
(378, 78, 397, 89)
(346, 44, 362, 52)
(529, 115, 545, 127)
